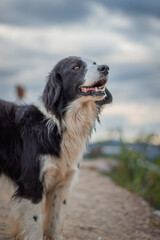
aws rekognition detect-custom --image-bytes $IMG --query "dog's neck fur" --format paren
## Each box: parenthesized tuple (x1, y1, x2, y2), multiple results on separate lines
(61, 98, 98, 166)
(40, 98, 98, 179)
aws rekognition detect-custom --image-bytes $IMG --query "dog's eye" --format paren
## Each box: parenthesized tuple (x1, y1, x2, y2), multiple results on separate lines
(73, 65, 80, 70)
(93, 62, 96, 65)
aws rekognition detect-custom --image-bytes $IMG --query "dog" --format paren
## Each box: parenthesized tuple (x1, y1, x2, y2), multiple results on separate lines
(0, 56, 112, 240)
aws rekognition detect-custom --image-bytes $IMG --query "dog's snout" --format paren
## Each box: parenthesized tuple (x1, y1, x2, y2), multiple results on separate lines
(98, 65, 109, 75)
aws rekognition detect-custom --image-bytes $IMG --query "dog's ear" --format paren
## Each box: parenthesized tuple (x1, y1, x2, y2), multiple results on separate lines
(42, 70, 64, 119)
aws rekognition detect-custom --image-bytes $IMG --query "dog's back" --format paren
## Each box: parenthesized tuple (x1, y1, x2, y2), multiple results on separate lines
(0, 99, 18, 153)
(0, 99, 17, 124)
(0, 100, 21, 177)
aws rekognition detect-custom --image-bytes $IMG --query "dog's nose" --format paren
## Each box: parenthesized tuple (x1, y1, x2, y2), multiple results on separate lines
(98, 65, 109, 75)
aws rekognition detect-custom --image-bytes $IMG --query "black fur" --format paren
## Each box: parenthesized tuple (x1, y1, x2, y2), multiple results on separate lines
(42, 57, 86, 120)
(96, 88, 113, 106)
(0, 100, 61, 203)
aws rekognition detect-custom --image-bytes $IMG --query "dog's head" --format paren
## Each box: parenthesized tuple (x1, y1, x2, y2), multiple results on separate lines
(42, 56, 112, 119)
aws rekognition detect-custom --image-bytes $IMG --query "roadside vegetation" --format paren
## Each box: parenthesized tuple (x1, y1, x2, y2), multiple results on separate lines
(85, 133, 160, 209)
(107, 145, 160, 209)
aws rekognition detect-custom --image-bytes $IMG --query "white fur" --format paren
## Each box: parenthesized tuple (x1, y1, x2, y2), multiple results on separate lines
(81, 57, 108, 87)
(11, 198, 43, 240)
(41, 98, 99, 240)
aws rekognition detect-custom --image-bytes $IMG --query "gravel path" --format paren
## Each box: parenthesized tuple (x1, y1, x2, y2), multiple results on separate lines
(0, 160, 160, 240)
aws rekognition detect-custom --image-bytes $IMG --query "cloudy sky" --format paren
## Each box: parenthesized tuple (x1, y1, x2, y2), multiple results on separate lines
(0, 0, 160, 142)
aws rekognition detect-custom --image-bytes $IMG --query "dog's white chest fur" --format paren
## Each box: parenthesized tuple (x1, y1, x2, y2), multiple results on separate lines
(41, 99, 98, 191)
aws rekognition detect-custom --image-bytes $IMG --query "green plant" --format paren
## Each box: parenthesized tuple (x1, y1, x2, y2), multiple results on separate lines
(107, 146, 160, 209)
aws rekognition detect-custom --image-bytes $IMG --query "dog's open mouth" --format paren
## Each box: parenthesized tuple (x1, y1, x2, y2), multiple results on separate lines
(80, 79, 107, 96)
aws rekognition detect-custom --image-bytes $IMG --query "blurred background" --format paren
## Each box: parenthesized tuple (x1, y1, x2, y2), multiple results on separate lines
(0, 0, 160, 209)
(0, 0, 160, 142)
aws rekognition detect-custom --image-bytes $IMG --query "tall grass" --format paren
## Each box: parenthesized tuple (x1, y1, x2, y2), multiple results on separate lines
(108, 146, 160, 209)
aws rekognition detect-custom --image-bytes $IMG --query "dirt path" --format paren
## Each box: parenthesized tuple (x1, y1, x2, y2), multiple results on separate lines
(0, 160, 160, 240)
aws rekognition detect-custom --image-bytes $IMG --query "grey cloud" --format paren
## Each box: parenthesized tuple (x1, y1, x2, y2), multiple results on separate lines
(95, 0, 160, 18)
(0, 87, 15, 101)
(110, 63, 159, 83)
(0, 69, 19, 79)
(111, 15, 160, 50)
(0, 0, 89, 27)
(0, 0, 159, 28)
(108, 62, 160, 103)
(0, 37, 59, 83)
(82, 46, 117, 59)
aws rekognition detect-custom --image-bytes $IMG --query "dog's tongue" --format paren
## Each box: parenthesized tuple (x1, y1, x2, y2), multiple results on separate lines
(81, 87, 105, 93)
(81, 87, 95, 93)
(86, 87, 95, 91)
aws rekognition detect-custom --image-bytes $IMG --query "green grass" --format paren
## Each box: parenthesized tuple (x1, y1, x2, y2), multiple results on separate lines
(84, 152, 116, 159)
(107, 146, 160, 209)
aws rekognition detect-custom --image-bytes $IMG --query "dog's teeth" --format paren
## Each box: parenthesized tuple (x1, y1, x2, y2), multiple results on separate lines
(81, 87, 87, 92)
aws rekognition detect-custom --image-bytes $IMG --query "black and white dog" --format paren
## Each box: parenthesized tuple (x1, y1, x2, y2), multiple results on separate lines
(0, 56, 112, 240)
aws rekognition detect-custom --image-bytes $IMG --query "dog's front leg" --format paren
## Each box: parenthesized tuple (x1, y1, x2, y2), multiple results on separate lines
(44, 170, 76, 240)
(11, 198, 43, 240)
